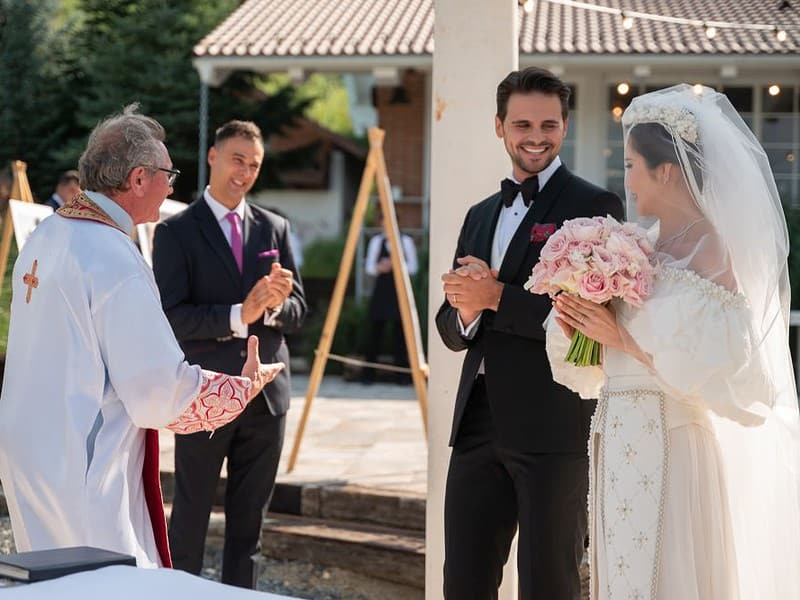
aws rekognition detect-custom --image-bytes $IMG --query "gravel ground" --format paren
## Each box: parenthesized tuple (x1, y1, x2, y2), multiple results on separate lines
(0, 519, 421, 599)
(0, 518, 13, 555)
(201, 541, 422, 599)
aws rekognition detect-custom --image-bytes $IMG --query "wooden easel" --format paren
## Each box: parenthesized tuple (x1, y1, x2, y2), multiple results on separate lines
(0, 161, 35, 293)
(286, 127, 429, 473)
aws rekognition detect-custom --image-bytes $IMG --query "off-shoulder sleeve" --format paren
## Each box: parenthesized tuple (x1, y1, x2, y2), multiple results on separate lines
(623, 269, 770, 424)
(545, 310, 606, 399)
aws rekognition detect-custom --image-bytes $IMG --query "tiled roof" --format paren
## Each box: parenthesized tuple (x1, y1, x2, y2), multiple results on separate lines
(194, 0, 800, 59)
(521, 0, 800, 55)
(194, 0, 433, 59)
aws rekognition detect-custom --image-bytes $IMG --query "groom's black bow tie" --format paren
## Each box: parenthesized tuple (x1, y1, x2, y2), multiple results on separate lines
(500, 176, 539, 208)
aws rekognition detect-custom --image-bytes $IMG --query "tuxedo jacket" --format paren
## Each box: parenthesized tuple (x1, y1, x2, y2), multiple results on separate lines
(435, 165, 623, 453)
(152, 198, 307, 417)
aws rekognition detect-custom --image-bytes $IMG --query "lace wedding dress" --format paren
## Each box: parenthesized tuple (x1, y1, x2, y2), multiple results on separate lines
(546, 266, 765, 600)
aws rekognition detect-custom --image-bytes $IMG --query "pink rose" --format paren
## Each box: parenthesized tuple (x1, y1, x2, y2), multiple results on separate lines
(606, 231, 641, 258)
(551, 268, 580, 294)
(623, 271, 654, 307)
(633, 270, 654, 298)
(579, 270, 612, 303)
(524, 262, 551, 294)
(540, 232, 569, 262)
(591, 246, 618, 276)
(607, 273, 627, 297)
(565, 217, 604, 242)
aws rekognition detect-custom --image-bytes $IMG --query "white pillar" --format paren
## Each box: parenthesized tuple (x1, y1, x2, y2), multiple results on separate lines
(427, 2, 519, 599)
(574, 71, 608, 187)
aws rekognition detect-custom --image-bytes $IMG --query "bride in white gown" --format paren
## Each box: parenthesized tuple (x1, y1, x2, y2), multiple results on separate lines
(547, 85, 800, 599)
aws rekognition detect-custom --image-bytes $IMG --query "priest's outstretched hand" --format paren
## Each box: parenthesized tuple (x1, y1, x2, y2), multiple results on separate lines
(241, 335, 285, 400)
(167, 336, 285, 435)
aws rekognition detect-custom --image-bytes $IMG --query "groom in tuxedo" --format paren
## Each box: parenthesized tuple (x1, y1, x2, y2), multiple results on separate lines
(152, 120, 306, 588)
(436, 67, 623, 599)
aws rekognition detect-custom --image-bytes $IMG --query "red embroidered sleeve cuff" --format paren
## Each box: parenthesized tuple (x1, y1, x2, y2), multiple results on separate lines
(167, 370, 252, 434)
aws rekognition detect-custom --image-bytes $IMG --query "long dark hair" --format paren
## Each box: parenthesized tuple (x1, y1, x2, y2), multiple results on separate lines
(628, 122, 704, 192)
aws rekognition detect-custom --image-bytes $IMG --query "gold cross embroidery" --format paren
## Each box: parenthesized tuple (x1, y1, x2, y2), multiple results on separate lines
(22, 260, 39, 304)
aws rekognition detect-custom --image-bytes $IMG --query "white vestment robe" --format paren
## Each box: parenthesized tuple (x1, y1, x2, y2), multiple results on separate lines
(0, 192, 233, 568)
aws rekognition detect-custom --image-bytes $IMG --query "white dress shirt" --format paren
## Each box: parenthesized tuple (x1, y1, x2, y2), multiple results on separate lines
(203, 188, 280, 338)
(365, 233, 419, 276)
(458, 157, 562, 372)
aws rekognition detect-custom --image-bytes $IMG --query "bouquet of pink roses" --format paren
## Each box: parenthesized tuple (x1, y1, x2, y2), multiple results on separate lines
(524, 215, 656, 366)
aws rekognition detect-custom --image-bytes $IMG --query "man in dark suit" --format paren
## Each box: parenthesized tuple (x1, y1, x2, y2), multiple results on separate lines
(436, 67, 624, 600)
(152, 120, 306, 588)
(43, 170, 80, 210)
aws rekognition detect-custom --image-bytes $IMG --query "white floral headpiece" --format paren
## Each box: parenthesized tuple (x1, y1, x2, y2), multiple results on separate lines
(622, 104, 698, 144)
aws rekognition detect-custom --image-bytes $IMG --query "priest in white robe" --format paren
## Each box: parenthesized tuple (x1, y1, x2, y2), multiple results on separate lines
(0, 105, 283, 569)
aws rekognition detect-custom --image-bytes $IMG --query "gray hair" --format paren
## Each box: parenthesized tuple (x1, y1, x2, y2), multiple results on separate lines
(78, 103, 166, 195)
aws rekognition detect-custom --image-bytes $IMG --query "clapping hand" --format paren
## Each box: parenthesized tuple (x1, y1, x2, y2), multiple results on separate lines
(265, 262, 294, 309)
(240, 335, 285, 400)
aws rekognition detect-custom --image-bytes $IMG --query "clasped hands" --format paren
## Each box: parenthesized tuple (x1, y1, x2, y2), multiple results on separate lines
(441, 256, 503, 326)
(376, 257, 393, 274)
(241, 262, 294, 325)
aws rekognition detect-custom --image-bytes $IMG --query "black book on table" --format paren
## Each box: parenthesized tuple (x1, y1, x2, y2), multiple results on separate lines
(0, 546, 136, 582)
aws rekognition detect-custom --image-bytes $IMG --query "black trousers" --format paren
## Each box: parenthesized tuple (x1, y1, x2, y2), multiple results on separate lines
(168, 397, 285, 589)
(444, 376, 588, 600)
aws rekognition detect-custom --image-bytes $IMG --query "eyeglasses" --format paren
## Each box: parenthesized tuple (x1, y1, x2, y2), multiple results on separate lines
(143, 165, 180, 186)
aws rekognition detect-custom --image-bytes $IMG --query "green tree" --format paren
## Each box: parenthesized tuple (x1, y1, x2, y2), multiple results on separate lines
(261, 73, 354, 136)
(65, 0, 311, 200)
(0, 0, 79, 200)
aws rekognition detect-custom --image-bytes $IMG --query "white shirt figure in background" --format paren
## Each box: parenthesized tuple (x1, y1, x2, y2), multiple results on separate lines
(361, 212, 418, 383)
(0, 105, 284, 569)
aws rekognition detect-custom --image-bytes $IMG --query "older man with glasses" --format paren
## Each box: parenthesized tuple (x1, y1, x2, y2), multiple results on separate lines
(0, 104, 284, 569)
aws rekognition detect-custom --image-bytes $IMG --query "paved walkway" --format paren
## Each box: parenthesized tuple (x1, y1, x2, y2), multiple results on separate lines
(159, 375, 428, 496)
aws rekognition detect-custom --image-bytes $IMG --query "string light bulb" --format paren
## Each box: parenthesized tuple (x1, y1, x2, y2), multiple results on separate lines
(693, 84, 705, 95)
(617, 82, 631, 95)
(523, 0, 534, 13)
(621, 12, 634, 30)
(525, 1, 800, 43)
(769, 84, 781, 96)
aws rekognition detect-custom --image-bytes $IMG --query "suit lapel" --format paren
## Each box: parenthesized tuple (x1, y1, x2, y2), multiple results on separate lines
(242, 203, 268, 287)
(193, 198, 242, 286)
(478, 193, 503, 262)
(498, 165, 572, 282)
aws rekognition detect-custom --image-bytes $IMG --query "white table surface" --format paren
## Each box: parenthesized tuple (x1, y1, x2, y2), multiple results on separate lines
(0, 565, 299, 599)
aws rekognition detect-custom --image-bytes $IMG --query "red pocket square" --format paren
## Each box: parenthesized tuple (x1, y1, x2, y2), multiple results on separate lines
(530, 223, 557, 243)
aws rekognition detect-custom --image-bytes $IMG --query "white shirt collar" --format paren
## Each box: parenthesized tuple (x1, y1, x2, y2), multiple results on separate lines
(84, 191, 134, 235)
(204, 187, 246, 223)
(51, 193, 65, 208)
(509, 155, 562, 191)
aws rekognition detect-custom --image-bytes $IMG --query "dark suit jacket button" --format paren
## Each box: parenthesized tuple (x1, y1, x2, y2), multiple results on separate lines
(240, 350, 247, 358)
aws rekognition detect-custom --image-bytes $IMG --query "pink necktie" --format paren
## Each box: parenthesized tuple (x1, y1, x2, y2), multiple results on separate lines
(225, 212, 243, 273)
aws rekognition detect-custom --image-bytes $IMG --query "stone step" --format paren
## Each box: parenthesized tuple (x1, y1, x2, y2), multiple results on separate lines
(202, 509, 425, 589)
(258, 513, 425, 589)
(160, 472, 425, 532)
(295, 484, 425, 532)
